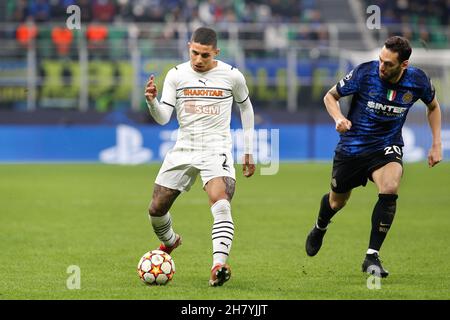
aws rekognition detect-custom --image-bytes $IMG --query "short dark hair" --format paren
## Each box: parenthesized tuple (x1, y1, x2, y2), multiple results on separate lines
(191, 27, 217, 48)
(384, 36, 412, 63)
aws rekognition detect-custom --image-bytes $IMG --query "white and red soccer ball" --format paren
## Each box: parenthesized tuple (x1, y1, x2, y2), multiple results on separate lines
(137, 250, 175, 285)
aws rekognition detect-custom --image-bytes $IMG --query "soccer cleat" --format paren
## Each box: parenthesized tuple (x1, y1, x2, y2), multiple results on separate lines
(209, 264, 231, 287)
(362, 253, 389, 278)
(305, 225, 327, 257)
(158, 234, 182, 255)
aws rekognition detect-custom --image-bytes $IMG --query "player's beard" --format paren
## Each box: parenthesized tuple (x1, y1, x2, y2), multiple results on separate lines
(379, 65, 402, 83)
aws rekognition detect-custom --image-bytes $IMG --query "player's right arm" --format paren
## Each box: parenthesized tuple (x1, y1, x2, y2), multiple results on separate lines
(145, 74, 174, 125)
(324, 85, 352, 133)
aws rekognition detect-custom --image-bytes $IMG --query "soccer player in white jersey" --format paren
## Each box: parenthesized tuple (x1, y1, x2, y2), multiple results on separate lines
(144, 27, 255, 286)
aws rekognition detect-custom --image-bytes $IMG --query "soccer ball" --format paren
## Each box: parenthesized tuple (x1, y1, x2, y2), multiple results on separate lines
(137, 250, 175, 285)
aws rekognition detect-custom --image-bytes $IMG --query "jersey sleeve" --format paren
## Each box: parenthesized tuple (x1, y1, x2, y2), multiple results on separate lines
(231, 69, 250, 104)
(419, 72, 435, 105)
(160, 68, 177, 108)
(336, 64, 363, 97)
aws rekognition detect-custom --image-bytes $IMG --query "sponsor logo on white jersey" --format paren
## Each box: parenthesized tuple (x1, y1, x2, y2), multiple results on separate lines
(183, 88, 224, 97)
(185, 103, 221, 115)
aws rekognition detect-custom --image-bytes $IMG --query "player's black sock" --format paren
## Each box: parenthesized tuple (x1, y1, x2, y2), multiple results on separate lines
(317, 193, 338, 229)
(368, 193, 398, 251)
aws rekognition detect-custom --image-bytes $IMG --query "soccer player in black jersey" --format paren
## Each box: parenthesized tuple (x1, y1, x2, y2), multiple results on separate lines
(305, 36, 442, 277)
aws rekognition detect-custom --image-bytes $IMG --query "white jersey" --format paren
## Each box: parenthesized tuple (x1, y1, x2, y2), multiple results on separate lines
(160, 60, 249, 153)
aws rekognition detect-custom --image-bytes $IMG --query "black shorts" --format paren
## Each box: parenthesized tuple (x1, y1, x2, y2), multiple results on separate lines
(331, 145, 403, 194)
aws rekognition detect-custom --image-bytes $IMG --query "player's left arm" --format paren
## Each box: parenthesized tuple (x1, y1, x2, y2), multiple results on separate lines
(233, 69, 255, 178)
(426, 97, 442, 167)
(237, 97, 255, 177)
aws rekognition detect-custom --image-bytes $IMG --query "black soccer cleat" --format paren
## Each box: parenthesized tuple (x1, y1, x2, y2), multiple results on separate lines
(362, 253, 389, 278)
(305, 225, 327, 257)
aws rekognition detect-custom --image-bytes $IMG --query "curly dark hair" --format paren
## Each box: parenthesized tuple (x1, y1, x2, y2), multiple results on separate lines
(384, 36, 412, 63)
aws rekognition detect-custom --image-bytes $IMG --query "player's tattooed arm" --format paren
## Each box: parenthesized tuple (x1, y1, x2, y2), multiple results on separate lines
(149, 184, 181, 216)
(222, 177, 236, 201)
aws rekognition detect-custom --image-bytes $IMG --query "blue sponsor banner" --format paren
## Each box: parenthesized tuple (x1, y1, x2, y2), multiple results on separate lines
(0, 124, 448, 163)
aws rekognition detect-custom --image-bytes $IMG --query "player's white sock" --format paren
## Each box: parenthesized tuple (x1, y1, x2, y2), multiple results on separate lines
(211, 199, 234, 267)
(367, 249, 379, 255)
(150, 212, 177, 247)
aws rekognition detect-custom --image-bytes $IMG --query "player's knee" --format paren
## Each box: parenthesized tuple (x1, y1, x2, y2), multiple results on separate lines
(208, 186, 233, 204)
(379, 181, 400, 194)
(210, 193, 229, 202)
(329, 191, 351, 211)
(148, 201, 166, 217)
(329, 198, 347, 211)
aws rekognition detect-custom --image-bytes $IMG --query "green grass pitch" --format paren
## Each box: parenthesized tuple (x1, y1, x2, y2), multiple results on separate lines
(0, 163, 449, 300)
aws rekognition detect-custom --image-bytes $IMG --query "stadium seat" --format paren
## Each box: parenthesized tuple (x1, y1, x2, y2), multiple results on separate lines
(108, 26, 128, 59)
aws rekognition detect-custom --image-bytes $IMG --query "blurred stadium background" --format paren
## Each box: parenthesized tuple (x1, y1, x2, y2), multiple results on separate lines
(1, 1, 450, 301)
(0, 0, 449, 163)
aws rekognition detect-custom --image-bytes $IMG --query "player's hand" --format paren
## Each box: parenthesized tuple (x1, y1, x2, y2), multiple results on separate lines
(145, 75, 158, 102)
(335, 118, 352, 133)
(243, 154, 255, 178)
(428, 143, 442, 167)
